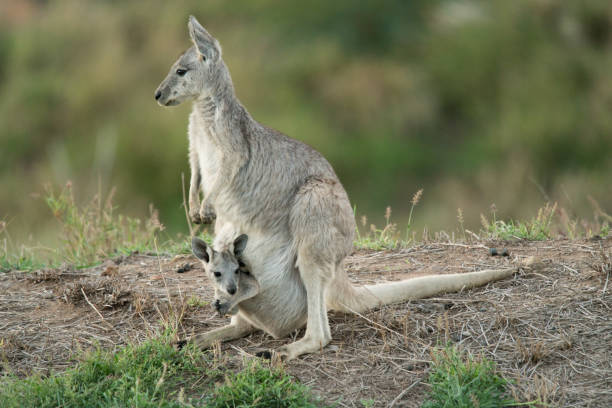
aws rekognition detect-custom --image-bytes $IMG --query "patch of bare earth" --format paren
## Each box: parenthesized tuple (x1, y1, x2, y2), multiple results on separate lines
(1, 239, 610, 407)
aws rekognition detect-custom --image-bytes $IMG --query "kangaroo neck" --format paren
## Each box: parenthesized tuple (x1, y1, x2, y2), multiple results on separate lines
(193, 78, 253, 156)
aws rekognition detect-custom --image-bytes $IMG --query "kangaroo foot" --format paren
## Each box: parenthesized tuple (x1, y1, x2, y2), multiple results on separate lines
(275, 335, 330, 361)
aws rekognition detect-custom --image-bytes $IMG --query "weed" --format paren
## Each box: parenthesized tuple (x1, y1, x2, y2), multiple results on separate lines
(422, 346, 520, 408)
(407, 189, 423, 233)
(186, 295, 208, 309)
(44, 182, 165, 267)
(0, 253, 43, 273)
(355, 207, 400, 250)
(3, 182, 210, 272)
(0, 221, 45, 272)
(354, 189, 423, 250)
(360, 398, 376, 407)
(481, 203, 557, 241)
(205, 360, 326, 408)
(457, 208, 466, 241)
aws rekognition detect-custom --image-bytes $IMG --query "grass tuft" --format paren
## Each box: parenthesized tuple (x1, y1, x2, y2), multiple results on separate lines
(44, 182, 165, 267)
(422, 346, 522, 408)
(482, 203, 557, 241)
(354, 189, 423, 250)
(0, 221, 45, 272)
(1, 183, 209, 273)
(205, 360, 326, 408)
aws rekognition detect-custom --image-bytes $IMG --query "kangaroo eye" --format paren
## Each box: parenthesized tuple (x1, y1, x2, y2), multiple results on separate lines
(213, 271, 221, 278)
(235, 268, 240, 275)
(176, 68, 187, 76)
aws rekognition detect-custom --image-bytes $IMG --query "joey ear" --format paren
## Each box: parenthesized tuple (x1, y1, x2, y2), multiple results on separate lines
(233, 234, 248, 258)
(191, 237, 211, 263)
(188, 15, 221, 61)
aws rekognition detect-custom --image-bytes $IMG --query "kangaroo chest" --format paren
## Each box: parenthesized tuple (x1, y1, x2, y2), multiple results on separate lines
(188, 110, 222, 196)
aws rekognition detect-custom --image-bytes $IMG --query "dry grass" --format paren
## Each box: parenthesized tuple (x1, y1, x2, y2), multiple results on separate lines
(1, 239, 611, 407)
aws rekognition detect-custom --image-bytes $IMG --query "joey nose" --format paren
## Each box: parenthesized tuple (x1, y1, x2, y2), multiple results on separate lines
(227, 286, 237, 295)
(154, 90, 162, 100)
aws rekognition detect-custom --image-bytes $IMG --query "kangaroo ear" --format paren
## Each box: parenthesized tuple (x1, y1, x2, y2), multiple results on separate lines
(188, 15, 221, 61)
(233, 234, 248, 258)
(192, 237, 211, 263)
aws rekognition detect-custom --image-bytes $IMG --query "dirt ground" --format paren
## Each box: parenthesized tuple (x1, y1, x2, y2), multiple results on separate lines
(1, 238, 610, 407)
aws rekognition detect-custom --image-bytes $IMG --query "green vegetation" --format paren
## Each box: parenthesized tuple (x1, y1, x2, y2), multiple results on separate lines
(481, 203, 557, 241)
(207, 361, 326, 408)
(422, 347, 521, 408)
(0, 337, 324, 408)
(186, 295, 208, 309)
(3, 182, 609, 273)
(44, 183, 165, 267)
(0, 221, 44, 272)
(1, 183, 209, 273)
(0, 337, 210, 408)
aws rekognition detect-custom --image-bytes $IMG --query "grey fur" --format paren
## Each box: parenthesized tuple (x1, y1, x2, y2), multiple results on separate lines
(157, 16, 525, 360)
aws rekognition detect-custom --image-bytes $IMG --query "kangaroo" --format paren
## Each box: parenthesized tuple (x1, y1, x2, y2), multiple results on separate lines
(191, 235, 260, 316)
(156, 16, 531, 360)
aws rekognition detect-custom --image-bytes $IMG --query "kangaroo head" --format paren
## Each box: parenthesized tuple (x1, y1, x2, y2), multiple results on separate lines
(155, 16, 226, 106)
(191, 234, 248, 297)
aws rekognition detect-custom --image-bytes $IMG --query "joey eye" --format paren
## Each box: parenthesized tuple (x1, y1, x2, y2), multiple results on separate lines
(176, 68, 187, 76)
(235, 268, 240, 275)
(213, 271, 221, 278)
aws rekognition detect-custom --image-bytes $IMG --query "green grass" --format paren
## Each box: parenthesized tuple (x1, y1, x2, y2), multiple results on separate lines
(44, 183, 167, 267)
(0, 221, 46, 272)
(4, 182, 610, 274)
(0, 255, 44, 273)
(354, 189, 423, 250)
(1, 183, 212, 273)
(0, 336, 324, 408)
(0, 336, 210, 408)
(186, 295, 208, 309)
(481, 204, 557, 241)
(422, 347, 521, 408)
(206, 361, 327, 408)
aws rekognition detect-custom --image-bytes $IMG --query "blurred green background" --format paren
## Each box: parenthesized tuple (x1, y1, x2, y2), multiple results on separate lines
(1, 0, 611, 247)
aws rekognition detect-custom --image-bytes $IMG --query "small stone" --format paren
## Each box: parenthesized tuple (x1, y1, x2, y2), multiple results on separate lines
(489, 248, 498, 256)
(255, 350, 272, 360)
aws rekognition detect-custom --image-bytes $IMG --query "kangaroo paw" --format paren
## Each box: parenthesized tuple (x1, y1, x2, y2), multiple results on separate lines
(189, 207, 203, 224)
(199, 204, 216, 225)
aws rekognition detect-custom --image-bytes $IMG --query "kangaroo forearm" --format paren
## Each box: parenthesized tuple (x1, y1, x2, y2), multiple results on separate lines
(188, 149, 201, 205)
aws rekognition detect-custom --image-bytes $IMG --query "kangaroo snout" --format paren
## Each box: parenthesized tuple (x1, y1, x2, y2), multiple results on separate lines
(154, 86, 179, 106)
(227, 285, 237, 295)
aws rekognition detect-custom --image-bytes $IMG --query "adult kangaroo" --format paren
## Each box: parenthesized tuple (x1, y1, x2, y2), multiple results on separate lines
(155, 16, 528, 360)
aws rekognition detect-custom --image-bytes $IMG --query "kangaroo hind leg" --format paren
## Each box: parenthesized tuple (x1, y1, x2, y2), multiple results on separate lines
(277, 178, 355, 360)
(276, 254, 333, 360)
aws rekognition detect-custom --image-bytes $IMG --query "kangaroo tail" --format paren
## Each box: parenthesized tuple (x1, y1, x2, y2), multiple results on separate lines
(329, 258, 537, 314)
